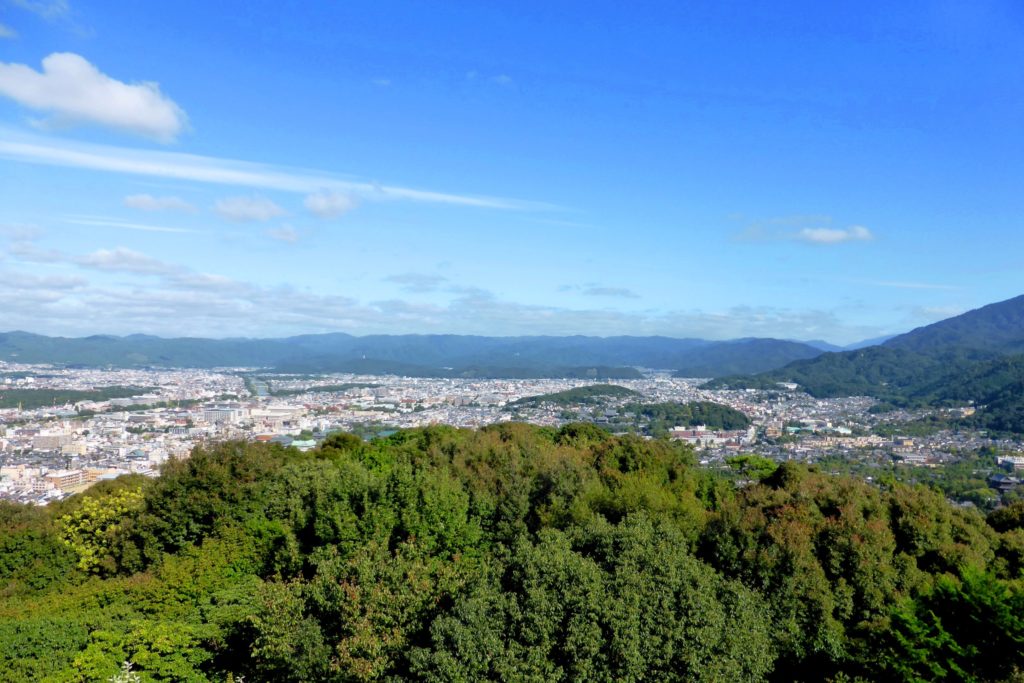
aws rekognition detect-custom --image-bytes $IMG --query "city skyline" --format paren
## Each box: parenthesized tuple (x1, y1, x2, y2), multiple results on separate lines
(2, 1, 1023, 344)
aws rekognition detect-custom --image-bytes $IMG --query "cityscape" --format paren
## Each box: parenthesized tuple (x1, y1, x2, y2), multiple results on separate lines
(2, 1, 1022, 680)
(4, 358, 1020, 508)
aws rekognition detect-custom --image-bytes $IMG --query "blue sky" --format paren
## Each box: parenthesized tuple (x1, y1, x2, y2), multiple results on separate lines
(0, 0, 1022, 343)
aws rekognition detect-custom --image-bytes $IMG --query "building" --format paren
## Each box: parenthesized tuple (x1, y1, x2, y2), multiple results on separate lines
(44, 469, 84, 491)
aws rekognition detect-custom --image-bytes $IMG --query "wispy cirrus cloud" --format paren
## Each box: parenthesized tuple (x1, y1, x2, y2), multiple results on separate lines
(0, 53, 188, 142)
(736, 215, 874, 245)
(214, 195, 286, 222)
(305, 189, 355, 218)
(0, 130, 551, 210)
(123, 193, 196, 213)
(77, 247, 179, 275)
(0, 23, 16, 38)
(796, 225, 873, 245)
(560, 283, 641, 299)
(64, 216, 198, 234)
(11, 0, 71, 20)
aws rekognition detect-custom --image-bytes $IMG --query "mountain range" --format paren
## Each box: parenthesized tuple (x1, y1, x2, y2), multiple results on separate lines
(0, 330, 854, 378)
(4, 295, 1023, 428)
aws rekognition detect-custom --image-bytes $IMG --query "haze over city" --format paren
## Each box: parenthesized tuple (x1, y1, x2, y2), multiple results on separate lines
(2, 1, 1022, 343)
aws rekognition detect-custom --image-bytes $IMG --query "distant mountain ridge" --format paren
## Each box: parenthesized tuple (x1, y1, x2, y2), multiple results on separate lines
(707, 293, 1024, 433)
(0, 330, 831, 377)
(884, 294, 1024, 355)
(672, 339, 825, 377)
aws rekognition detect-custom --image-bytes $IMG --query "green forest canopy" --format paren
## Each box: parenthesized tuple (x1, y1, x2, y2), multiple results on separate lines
(506, 383, 641, 408)
(1, 425, 1023, 681)
(624, 400, 752, 431)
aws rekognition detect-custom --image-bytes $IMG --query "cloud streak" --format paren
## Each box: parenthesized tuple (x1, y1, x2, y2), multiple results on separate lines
(64, 217, 197, 234)
(0, 130, 550, 210)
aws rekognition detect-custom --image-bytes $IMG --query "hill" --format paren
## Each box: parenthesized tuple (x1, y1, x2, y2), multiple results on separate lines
(506, 383, 641, 408)
(706, 293, 1024, 432)
(624, 401, 752, 431)
(885, 294, 1024, 355)
(1, 426, 1021, 681)
(672, 338, 825, 377)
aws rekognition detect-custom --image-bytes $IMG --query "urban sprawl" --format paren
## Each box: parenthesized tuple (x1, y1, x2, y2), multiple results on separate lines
(2, 362, 1022, 505)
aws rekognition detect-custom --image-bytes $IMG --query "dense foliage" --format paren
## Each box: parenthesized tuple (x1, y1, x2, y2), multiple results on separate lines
(672, 338, 824, 378)
(506, 383, 641, 408)
(885, 294, 1024, 356)
(2, 426, 1023, 681)
(624, 401, 752, 432)
(706, 295, 1024, 433)
(710, 347, 1024, 435)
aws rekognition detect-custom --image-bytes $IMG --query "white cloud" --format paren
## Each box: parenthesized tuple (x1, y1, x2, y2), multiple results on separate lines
(266, 225, 300, 243)
(0, 24, 17, 39)
(214, 195, 285, 222)
(304, 189, 355, 218)
(735, 215, 874, 246)
(796, 225, 873, 245)
(2, 241, 884, 343)
(0, 53, 187, 142)
(0, 129, 549, 210)
(123, 193, 196, 213)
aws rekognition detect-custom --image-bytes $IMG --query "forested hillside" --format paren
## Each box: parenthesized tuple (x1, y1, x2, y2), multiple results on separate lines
(2, 427, 1023, 682)
(671, 338, 825, 377)
(506, 383, 641, 408)
(885, 294, 1024, 355)
(706, 294, 1024, 433)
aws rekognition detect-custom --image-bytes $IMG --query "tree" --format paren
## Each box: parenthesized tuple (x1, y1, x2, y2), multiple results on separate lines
(58, 487, 144, 573)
